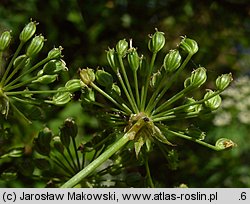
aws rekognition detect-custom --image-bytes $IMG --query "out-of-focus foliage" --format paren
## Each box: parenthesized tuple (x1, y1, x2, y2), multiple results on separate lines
(0, 0, 250, 187)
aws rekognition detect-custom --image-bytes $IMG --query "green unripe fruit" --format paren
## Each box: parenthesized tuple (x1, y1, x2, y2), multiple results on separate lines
(34, 127, 52, 156)
(43, 59, 67, 74)
(32, 74, 57, 84)
(116, 39, 128, 57)
(204, 90, 222, 110)
(106, 48, 119, 72)
(52, 88, 71, 106)
(215, 138, 236, 150)
(53, 136, 64, 154)
(65, 79, 82, 92)
(63, 118, 78, 139)
(148, 29, 165, 53)
(179, 37, 198, 55)
(96, 69, 113, 88)
(189, 67, 207, 88)
(13, 54, 30, 69)
(215, 73, 233, 91)
(0, 31, 12, 51)
(183, 97, 197, 112)
(19, 21, 37, 42)
(79, 68, 95, 86)
(47, 46, 63, 59)
(26, 35, 45, 57)
(163, 49, 182, 72)
(112, 84, 121, 96)
(150, 71, 161, 88)
(127, 48, 140, 72)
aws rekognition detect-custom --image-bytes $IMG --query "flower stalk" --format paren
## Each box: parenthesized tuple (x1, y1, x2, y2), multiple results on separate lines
(61, 117, 147, 188)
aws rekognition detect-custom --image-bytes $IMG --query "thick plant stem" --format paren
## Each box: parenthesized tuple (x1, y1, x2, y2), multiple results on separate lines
(61, 118, 147, 188)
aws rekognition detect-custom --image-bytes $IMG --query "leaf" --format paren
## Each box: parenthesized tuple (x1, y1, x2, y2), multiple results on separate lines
(134, 136, 145, 158)
(152, 125, 174, 146)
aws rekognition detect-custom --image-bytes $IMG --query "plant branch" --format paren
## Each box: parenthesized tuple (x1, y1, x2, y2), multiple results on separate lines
(61, 117, 147, 188)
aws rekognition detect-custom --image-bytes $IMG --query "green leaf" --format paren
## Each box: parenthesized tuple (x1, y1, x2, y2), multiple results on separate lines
(152, 125, 174, 146)
(134, 136, 145, 158)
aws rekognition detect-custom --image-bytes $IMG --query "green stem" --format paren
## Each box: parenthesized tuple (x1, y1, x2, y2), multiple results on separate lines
(9, 101, 31, 124)
(90, 82, 132, 114)
(61, 118, 147, 188)
(145, 155, 154, 188)
(152, 86, 193, 115)
(145, 53, 193, 114)
(133, 71, 140, 107)
(165, 129, 220, 151)
(0, 42, 25, 86)
(116, 71, 136, 113)
(152, 111, 201, 122)
(0, 51, 3, 77)
(4, 56, 29, 86)
(72, 138, 81, 171)
(4, 74, 40, 91)
(11, 96, 42, 105)
(58, 150, 77, 174)
(51, 156, 74, 177)
(5, 89, 69, 96)
(118, 55, 139, 113)
(153, 90, 222, 118)
(66, 147, 78, 172)
(4, 57, 51, 88)
(140, 52, 157, 111)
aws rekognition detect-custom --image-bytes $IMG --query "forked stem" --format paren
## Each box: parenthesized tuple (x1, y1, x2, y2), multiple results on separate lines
(61, 118, 147, 188)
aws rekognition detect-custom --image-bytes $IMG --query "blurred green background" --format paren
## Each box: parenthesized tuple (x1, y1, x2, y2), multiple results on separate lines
(0, 0, 250, 187)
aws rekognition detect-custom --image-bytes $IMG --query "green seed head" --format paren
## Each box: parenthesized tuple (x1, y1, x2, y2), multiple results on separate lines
(112, 84, 121, 96)
(215, 138, 236, 150)
(65, 79, 83, 92)
(116, 39, 128, 57)
(19, 21, 37, 42)
(53, 136, 64, 154)
(32, 74, 58, 84)
(127, 47, 140, 72)
(26, 35, 45, 57)
(13, 54, 30, 69)
(183, 97, 197, 112)
(215, 73, 233, 91)
(0, 31, 12, 51)
(189, 67, 207, 88)
(163, 49, 182, 72)
(179, 37, 198, 55)
(34, 127, 52, 156)
(52, 87, 71, 105)
(47, 46, 63, 59)
(106, 48, 119, 72)
(96, 69, 113, 88)
(63, 117, 78, 139)
(43, 59, 67, 74)
(79, 68, 95, 86)
(148, 29, 165, 53)
(150, 71, 162, 89)
(204, 90, 222, 110)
